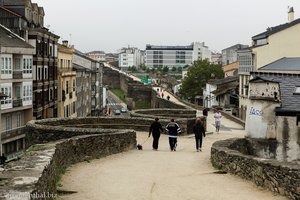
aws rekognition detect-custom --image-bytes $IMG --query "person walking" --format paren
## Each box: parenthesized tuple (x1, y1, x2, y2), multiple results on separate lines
(193, 118, 206, 152)
(149, 118, 164, 150)
(166, 119, 182, 151)
(214, 109, 222, 133)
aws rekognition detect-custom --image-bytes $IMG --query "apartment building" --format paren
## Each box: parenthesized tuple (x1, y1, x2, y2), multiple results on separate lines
(0, 0, 59, 119)
(119, 47, 143, 71)
(145, 42, 211, 69)
(73, 50, 103, 117)
(221, 44, 249, 66)
(0, 24, 34, 159)
(57, 41, 76, 118)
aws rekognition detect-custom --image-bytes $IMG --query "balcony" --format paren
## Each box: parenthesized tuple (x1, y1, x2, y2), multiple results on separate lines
(13, 98, 23, 107)
(1, 126, 25, 142)
(13, 70, 23, 79)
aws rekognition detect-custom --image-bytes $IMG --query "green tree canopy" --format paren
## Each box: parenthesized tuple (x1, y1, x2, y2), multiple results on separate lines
(162, 66, 169, 72)
(179, 60, 224, 99)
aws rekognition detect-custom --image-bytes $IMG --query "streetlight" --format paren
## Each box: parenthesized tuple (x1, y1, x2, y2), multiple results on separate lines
(0, 92, 8, 155)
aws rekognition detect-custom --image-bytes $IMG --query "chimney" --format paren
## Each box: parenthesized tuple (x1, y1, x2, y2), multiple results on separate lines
(288, 7, 294, 22)
(62, 40, 68, 47)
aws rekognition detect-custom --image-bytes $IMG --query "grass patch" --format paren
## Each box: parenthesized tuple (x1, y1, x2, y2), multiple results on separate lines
(135, 100, 151, 109)
(27, 144, 47, 152)
(55, 165, 66, 188)
(111, 89, 125, 102)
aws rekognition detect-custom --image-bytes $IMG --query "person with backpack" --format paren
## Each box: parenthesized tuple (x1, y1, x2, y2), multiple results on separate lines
(193, 117, 206, 152)
(166, 119, 181, 151)
(149, 118, 164, 150)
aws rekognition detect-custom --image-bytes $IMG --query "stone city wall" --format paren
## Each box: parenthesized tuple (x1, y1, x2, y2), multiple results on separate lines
(131, 108, 196, 118)
(0, 122, 136, 199)
(151, 90, 188, 109)
(211, 138, 300, 200)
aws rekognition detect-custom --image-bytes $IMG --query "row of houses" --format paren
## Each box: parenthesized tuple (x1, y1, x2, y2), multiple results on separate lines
(204, 7, 300, 161)
(0, 0, 104, 160)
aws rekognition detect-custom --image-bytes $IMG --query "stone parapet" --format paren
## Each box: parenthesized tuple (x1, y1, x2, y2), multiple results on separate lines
(0, 129, 136, 199)
(211, 138, 300, 200)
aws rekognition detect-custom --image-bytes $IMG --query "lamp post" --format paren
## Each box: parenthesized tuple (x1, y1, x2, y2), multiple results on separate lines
(0, 92, 8, 155)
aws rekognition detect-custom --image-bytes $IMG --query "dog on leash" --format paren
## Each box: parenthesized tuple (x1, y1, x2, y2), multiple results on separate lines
(137, 144, 143, 150)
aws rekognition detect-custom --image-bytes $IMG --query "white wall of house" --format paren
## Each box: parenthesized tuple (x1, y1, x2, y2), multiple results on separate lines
(245, 100, 280, 138)
(192, 42, 211, 62)
(203, 83, 218, 108)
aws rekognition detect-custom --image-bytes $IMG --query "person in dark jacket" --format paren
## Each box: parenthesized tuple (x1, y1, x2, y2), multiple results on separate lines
(193, 118, 206, 152)
(149, 118, 164, 150)
(166, 119, 182, 151)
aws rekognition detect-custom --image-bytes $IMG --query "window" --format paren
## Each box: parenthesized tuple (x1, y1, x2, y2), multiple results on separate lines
(16, 112, 22, 127)
(73, 80, 76, 92)
(5, 114, 12, 131)
(23, 58, 32, 74)
(1, 86, 12, 105)
(295, 87, 300, 94)
(44, 67, 48, 79)
(38, 68, 41, 80)
(1, 56, 12, 75)
(66, 81, 69, 94)
(23, 85, 32, 101)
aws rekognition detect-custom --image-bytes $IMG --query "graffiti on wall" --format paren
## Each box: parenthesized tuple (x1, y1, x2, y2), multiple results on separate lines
(249, 107, 262, 116)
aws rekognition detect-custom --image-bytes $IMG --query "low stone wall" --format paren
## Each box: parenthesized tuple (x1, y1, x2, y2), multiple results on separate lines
(131, 108, 196, 118)
(26, 117, 193, 147)
(0, 121, 136, 199)
(151, 90, 188, 109)
(211, 138, 300, 200)
(219, 110, 245, 127)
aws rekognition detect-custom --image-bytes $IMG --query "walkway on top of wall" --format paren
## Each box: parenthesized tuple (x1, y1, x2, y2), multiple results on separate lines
(57, 113, 287, 200)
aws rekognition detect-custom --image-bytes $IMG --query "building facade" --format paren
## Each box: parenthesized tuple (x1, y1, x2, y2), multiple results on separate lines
(86, 51, 106, 62)
(73, 50, 103, 117)
(251, 8, 300, 69)
(119, 47, 143, 71)
(221, 44, 248, 66)
(237, 48, 253, 120)
(0, 24, 34, 159)
(57, 41, 76, 118)
(145, 42, 211, 69)
(246, 72, 300, 162)
(192, 42, 212, 62)
(145, 44, 193, 69)
(0, 0, 59, 119)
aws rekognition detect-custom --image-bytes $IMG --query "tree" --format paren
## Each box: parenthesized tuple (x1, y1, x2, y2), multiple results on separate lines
(179, 59, 224, 99)
(177, 67, 183, 72)
(171, 66, 177, 72)
(162, 66, 169, 73)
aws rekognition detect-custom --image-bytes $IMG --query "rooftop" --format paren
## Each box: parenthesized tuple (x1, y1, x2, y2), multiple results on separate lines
(259, 57, 300, 71)
(252, 18, 300, 41)
(0, 24, 33, 49)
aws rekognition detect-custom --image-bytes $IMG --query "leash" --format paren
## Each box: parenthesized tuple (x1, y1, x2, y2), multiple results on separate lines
(140, 137, 149, 145)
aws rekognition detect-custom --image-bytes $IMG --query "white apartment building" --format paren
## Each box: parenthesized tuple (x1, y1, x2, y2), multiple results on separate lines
(145, 42, 211, 69)
(119, 47, 143, 71)
(192, 42, 212, 62)
(0, 24, 34, 159)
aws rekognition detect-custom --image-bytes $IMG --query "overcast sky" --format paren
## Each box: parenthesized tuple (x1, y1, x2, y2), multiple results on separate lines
(33, 0, 300, 53)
